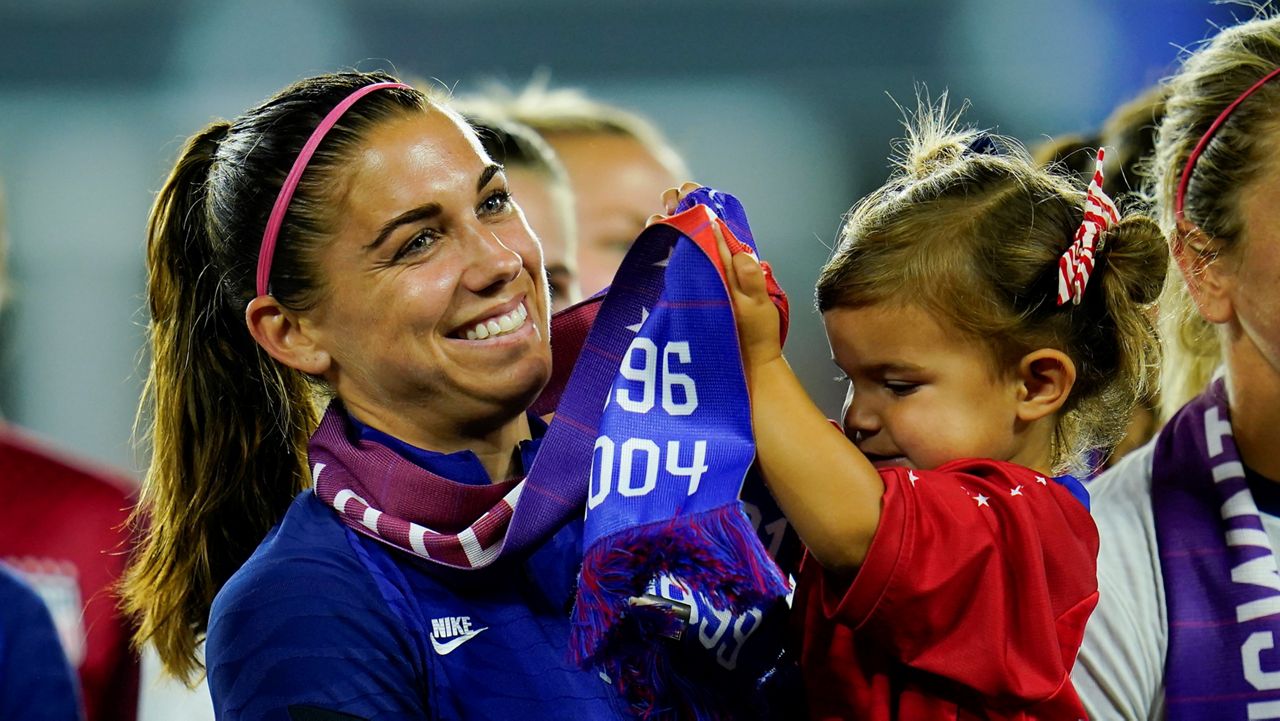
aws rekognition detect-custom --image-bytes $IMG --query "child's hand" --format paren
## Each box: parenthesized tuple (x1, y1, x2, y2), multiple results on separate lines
(646, 182, 785, 371)
(713, 222, 784, 372)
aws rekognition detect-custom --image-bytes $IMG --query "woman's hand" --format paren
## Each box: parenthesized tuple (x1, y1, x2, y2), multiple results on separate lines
(646, 182, 704, 226)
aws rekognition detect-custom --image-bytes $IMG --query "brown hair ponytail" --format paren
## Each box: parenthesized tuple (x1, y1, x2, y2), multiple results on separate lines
(120, 72, 429, 681)
(122, 121, 319, 682)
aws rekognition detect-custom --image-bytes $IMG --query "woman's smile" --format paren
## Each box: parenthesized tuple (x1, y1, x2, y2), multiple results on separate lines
(452, 298, 531, 341)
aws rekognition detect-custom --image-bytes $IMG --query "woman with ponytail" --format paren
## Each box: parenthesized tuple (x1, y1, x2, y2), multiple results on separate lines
(1073, 13, 1280, 720)
(122, 71, 631, 720)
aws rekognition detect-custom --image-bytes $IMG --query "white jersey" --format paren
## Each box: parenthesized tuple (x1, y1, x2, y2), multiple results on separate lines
(138, 644, 214, 721)
(1073, 439, 1280, 720)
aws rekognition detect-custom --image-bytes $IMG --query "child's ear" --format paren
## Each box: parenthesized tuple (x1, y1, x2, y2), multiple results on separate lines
(1014, 349, 1076, 423)
(245, 296, 331, 376)
(1173, 217, 1235, 324)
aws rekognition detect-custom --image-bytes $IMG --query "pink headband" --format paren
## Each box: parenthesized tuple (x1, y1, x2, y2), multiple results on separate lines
(255, 81, 412, 297)
(1175, 65, 1280, 219)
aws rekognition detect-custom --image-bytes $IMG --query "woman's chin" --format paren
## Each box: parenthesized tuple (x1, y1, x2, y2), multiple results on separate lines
(485, 361, 554, 412)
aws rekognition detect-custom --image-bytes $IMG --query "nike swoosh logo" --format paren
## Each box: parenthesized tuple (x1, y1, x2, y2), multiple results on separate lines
(430, 626, 488, 655)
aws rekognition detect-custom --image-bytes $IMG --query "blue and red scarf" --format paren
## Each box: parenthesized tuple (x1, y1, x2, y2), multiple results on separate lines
(1154, 378, 1280, 718)
(312, 189, 795, 718)
(567, 189, 794, 719)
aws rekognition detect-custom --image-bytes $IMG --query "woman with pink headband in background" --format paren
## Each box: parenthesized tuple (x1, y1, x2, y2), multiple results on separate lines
(121, 71, 638, 720)
(1074, 13, 1280, 720)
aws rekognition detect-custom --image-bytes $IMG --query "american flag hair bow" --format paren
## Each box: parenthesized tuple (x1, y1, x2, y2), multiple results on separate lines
(1057, 148, 1120, 306)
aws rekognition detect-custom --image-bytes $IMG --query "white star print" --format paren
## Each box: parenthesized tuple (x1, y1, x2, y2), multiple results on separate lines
(907, 470, 919, 487)
(974, 494, 990, 507)
(626, 307, 650, 333)
(1010, 485, 1023, 497)
(1035, 475, 1048, 485)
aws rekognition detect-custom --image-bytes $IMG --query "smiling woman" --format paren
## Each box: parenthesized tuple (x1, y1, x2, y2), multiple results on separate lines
(121, 71, 628, 720)
(248, 109, 553, 465)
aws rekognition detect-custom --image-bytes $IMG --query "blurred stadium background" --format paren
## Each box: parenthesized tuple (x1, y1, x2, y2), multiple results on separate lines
(0, 0, 1239, 474)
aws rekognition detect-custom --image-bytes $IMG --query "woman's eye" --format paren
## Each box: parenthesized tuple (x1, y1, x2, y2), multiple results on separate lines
(395, 229, 439, 260)
(480, 189, 513, 216)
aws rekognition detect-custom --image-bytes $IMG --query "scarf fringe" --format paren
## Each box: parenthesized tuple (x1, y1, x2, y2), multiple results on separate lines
(570, 502, 789, 720)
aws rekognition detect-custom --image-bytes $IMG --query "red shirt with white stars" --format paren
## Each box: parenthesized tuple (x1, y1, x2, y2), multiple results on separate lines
(795, 458, 1098, 721)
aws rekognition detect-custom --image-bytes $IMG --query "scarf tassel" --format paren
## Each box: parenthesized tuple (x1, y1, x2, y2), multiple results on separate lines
(570, 502, 790, 720)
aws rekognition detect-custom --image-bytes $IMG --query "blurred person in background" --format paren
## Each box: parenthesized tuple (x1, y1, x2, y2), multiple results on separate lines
(0, 180, 139, 720)
(451, 98, 582, 311)
(1033, 84, 1168, 471)
(0, 564, 82, 721)
(1073, 13, 1280, 719)
(1034, 84, 1168, 209)
(495, 80, 689, 297)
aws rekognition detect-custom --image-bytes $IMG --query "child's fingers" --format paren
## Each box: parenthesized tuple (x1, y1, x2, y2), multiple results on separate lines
(732, 251, 769, 301)
(710, 219, 740, 295)
(710, 216, 768, 305)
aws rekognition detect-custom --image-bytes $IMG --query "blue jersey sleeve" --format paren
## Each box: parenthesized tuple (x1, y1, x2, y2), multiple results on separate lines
(0, 567, 82, 721)
(207, 514, 427, 721)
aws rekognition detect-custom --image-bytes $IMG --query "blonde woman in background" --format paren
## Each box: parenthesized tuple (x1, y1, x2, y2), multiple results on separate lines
(451, 98, 582, 311)
(489, 80, 689, 297)
(1075, 13, 1280, 719)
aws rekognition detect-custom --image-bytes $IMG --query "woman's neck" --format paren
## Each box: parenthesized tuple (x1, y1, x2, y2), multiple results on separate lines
(464, 415, 534, 483)
(345, 401, 533, 483)
(1226, 331, 1280, 480)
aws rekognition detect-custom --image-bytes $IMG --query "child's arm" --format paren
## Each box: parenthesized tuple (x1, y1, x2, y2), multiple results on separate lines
(713, 225, 883, 572)
(715, 224, 1099, 712)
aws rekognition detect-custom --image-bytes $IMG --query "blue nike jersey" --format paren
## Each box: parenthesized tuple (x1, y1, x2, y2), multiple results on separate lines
(207, 492, 627, 721)
(206, 416, 628, 721)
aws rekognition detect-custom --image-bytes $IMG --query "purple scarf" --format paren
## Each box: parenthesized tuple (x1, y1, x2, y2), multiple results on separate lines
(1154, 378, 1280, 718)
